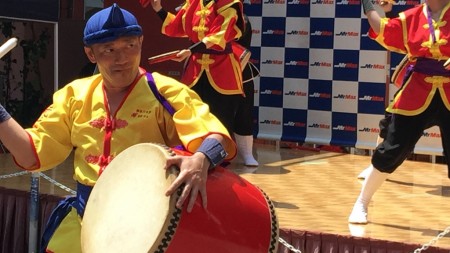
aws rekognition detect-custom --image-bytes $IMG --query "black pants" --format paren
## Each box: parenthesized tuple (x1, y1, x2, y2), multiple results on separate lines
(191, 73, 241, 134)
(372, 92, 450, 177)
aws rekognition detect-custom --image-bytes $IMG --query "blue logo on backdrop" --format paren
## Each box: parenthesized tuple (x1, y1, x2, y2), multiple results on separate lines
(333, 50, 359, 81)
(285, 48, 309, 79)
(282, 109, 307, 142)
(243, 0, 262, 16)
(331, 112, 357, 146)
(308, 79, 332, 111)
(394, 1, 421, 12)
(335, 0, 361, 18)
(358, 82, 386, 114)
(261, 17, 286, 47)
(310, 18, 334, 49)
(259, 77, 284, 107)
(360, 20, 384, 51)
(287, 0, 309, 17)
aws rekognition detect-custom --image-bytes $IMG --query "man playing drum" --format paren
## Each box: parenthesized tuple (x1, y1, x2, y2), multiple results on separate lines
(0, 3, 236, 252)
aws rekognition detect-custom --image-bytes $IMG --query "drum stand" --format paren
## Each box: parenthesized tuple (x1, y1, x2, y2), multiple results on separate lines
(29, 172, 40, 253)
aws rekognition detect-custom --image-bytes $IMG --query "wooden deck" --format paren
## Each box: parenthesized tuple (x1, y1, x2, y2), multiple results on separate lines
(0, 141, 449, 250)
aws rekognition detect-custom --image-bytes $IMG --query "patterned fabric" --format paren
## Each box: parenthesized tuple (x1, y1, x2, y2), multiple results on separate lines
(21, 71, 235, 185)
(370, 3, 450, 115)
(161, 0, 245, 94)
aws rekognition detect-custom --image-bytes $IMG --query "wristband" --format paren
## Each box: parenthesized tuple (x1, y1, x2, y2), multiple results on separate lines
(197, 138, 227, 169)
(362, 0, 375, 14)
(0, 104, 11, 123)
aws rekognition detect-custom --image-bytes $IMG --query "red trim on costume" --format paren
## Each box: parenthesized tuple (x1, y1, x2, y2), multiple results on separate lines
(98, 71, 146, 175)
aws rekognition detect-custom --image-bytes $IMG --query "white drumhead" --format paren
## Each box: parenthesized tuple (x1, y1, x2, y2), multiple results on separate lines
(81, 143, 178, 253)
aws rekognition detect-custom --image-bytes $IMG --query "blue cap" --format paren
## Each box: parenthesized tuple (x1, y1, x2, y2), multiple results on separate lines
(83, 3, 143, 46)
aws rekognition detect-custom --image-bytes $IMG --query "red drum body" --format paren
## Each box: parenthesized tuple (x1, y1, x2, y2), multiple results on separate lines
(81, 143, 279, 253)
(232, 41, 251, 70)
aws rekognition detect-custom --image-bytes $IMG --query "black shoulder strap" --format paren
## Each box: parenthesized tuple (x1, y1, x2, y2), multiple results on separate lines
(146, 72, 175, 116)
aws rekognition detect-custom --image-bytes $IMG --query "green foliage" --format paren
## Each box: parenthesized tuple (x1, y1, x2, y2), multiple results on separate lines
(0, 20, 51, 127)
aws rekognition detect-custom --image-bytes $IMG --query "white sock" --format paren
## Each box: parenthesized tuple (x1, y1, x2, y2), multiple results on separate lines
(349, 168, 388, 224)
(233, 133, 259, 167)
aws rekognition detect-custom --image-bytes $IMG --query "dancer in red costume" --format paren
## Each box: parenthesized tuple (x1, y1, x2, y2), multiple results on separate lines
(140, 0, 246, 146)
(349, 0, 450, 224)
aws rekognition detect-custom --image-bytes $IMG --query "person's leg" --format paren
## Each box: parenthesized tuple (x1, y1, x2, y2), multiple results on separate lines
(233, 76, 258, 166)
(434, 95, 450, 178)
(349, 167, 389, 223)
(357, 113, 391, 179)
(234, 133, 258, 166)
(357, 136, 383, 179)
(192, 73, 240, 135)
(349, 110, 429, 224)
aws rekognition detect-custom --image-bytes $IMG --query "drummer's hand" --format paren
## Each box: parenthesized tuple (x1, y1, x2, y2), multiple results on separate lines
(172, 49, 191, 62)
(151, 0, 163, 12)
(165, 152, 209, 212)
(378, 0, 393, 13)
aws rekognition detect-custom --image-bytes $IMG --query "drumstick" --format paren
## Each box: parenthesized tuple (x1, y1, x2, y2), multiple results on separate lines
(0, 38, 18, 59)
(148, 50, 180, 65)
(444, 58, 450, 68)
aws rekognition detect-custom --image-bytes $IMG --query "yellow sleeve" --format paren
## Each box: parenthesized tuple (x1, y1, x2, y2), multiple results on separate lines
(25, 83, 80, 171)
(151, 72, 237, 159)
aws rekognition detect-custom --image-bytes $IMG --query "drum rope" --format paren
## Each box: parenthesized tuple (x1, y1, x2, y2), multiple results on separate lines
(0, 170, 76, 195)
(278, 237, 302, 253)
(0, 170, 29, 179)
(277, 226, 450, 253)
(413, 226, 450, 253)
(38, 172, 77, 195)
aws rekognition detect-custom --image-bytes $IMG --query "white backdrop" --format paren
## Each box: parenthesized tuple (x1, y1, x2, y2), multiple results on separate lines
(245, 0, 443, 156)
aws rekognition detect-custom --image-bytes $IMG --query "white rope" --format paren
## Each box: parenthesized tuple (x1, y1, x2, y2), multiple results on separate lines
(38, 172, 76, 195)
(278, 237, 302, 253)
(413, 226, 450, 253)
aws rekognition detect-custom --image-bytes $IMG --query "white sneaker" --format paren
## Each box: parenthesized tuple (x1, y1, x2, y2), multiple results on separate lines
(348, 202, 368, 224)
(243, 156, 259, 167)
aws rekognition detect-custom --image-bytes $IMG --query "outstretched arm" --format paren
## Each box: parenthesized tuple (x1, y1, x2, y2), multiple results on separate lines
(0, 105, 37, 169)
(363, 0, 394, 34)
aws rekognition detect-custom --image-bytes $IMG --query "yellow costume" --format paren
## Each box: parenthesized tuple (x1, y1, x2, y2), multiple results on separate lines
(20, 71, 235, 253)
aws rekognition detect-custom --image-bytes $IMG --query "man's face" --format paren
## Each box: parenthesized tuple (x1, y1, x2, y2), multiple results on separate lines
(84, 36, 143, 91)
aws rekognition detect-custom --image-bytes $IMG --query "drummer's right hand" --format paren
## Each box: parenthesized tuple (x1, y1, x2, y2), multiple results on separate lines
(164, 153, 209, 213)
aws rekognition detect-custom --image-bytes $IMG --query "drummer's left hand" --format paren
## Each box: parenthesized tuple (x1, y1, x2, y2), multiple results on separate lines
(172, 49, 191, 62)
(164, 152, 210, 212)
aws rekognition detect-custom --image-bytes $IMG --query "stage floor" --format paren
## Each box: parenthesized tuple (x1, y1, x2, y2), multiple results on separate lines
(0, 142, 449, 250)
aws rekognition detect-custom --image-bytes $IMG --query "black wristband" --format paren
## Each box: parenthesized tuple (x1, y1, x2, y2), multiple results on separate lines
(362, 0, 375, 14)
(156, 9, 168, 21)
(188, 41, 207, 53)
(197, 138, 227, 169)
(0, 104, 11, 123)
